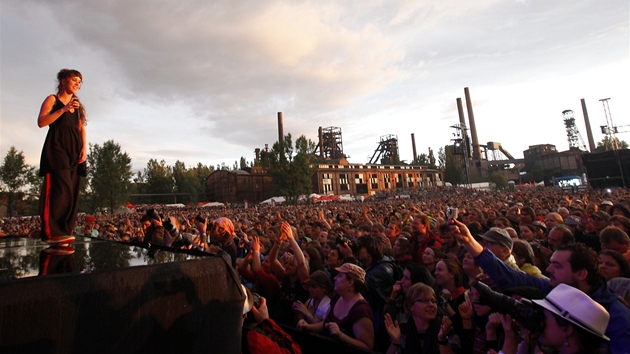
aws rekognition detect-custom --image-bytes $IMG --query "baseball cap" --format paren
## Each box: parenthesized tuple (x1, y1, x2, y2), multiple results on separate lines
(480, 228, 513, 249)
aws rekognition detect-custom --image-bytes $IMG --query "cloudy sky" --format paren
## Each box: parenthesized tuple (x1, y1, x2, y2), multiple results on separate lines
(1, 0, 628, 172)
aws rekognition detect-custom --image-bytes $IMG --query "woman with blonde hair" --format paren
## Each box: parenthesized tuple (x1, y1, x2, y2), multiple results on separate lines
(384, 283, 454, 353)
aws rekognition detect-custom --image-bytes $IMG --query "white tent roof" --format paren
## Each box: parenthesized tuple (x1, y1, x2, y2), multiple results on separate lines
(200, 202, 225, 207)
(260, 196, 286, 204)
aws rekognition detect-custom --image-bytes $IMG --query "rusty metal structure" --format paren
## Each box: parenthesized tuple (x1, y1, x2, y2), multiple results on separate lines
(314, 126, 345, 161)
(369, 135, 399, 164)
(563, 110, 587, 151)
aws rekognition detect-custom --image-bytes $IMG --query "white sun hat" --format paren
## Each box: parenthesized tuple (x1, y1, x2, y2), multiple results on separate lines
(533, 284, 610, 341)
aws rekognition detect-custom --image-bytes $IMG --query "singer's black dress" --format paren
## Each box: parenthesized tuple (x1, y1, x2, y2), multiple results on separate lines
(39, 95, 86, 240)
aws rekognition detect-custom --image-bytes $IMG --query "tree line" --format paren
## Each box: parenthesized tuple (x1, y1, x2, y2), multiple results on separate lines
(0, 141, 241, 215)
(10, 132, 611, 215)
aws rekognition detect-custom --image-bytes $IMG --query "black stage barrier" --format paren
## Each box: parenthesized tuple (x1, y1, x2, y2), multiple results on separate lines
(0, 236, 244, 354)
(276, 325, 381, 354)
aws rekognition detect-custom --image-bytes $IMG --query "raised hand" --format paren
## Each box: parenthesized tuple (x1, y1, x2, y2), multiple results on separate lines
(384, 313, 401, 344)
(458, 299, 473, 319)
(438, 315, 452, 342)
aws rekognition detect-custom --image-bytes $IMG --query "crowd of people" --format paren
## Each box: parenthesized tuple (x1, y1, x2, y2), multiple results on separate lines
(3, 186, 630, 353)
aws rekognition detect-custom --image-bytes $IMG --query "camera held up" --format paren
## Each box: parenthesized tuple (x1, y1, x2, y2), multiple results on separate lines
(471, 280, 545, 332)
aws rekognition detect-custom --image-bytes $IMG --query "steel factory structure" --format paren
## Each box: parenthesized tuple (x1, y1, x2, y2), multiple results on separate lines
(205, 89, 628, 203)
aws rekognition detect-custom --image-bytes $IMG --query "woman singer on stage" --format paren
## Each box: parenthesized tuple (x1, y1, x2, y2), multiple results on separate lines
(37, 69, 87, 244)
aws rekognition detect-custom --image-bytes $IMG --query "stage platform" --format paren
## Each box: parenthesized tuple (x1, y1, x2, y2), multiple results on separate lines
(0, 236, 244, 354)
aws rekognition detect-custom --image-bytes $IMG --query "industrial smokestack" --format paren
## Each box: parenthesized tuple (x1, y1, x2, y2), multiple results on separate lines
(411, 133, 418, 163)
(456, 98, 466, 127)
(581, 99, 596, 153)
(277, 112, 284, 146)
(319, 127, 324, 159)
(464, 87, 481, 160)
(255, 148, 261, 162)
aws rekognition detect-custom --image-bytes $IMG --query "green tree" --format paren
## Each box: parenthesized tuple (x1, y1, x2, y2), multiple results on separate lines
(239, 157, 248, 170)
(261, 133, 317, 205)
(595, 137, 629, 152)
(437, 147, 446, 169)
(415, 153, 429, 166)
(144, 159, 174, 204)
(191, 163, 213, 200)
(0, 146, 35, 216)
(488, 170, 507, 189)
(428, 148, 437, 169)
(172, 160, 202, 203)
(85, 140, 133, 212)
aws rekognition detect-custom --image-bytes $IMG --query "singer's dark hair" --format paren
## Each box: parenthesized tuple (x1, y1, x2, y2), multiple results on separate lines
(56, 69, 86, 126)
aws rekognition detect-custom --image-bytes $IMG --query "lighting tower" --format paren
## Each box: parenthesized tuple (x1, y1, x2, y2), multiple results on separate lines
(450, 123, 470, 187)
(562, 110, 587, 151)
(599, 98, 626, 188)
(599, 98, 619, 151)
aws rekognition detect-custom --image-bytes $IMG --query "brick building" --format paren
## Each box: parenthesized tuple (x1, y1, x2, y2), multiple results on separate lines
(313, 163, 445, 196)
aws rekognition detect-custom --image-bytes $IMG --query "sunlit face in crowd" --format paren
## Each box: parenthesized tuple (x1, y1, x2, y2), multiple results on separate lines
(471, 210, 484, 223)
(545, 216, 561, 229)
(433, 261, 454, 287)
(601, 240, 628, 255)
(284, 256, 298, 276)
(262, 257, 272, 273)
(322, 243, 332, 258)
(393, 239, 402, 256)
(546, 251, 579, 288)
(441, 230, 455, 246)
(610, 220, 629, 233)
(358, 247, 370, 264)
(386, 223, 399, 238)
(411, 217, 428, 234)
(400, 269, 413, 294)
(327, 249, 343, 267)
(333, 273, 352, 293)
(599, 254, 623, 281)
(537, 309, 568, 349)
(410, 291, 438, 322)
(519, 226, 535, 242)
(591, 215, 609, 230)
(481, 239, 509, 261)
(318, 231, 328, 243)
(487, 210, 498, 221)
(520, 213, 533, 225)
(308, 284, 327, 300)
(462, 252, 479, 274)
(469, 286, 492, 317)
(547, 229, 564, 250)
(422, 248, 438, 267)
(493, 219, 507, 229)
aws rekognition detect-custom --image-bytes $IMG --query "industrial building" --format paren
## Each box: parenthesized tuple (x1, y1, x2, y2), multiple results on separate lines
(204, 167, 273, 204)
(313, 162, 444, 196)
(204, 113, 445, 203)
(449, 89, 627, 187)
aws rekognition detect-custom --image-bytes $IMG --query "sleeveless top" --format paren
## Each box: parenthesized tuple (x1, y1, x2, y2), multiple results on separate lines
(324, 294, 374, 338)
(39, 95, 84, 176)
